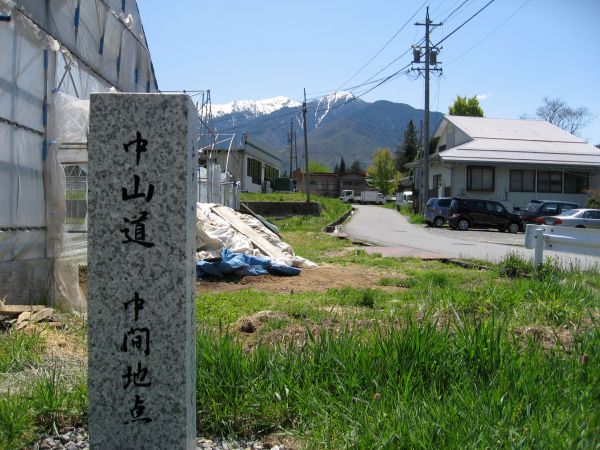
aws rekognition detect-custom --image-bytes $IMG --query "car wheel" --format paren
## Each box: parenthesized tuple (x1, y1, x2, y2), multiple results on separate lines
(457, 218, 469, 231)
(434, 216, 445, 227)
(508, 222, 520, 234)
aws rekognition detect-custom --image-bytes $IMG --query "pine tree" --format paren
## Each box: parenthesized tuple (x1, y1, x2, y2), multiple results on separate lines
(396, 120, 419, 172)
(349, 160, 362, 172)
(339, 157, 347, 174)
(333, 163, 339, 173)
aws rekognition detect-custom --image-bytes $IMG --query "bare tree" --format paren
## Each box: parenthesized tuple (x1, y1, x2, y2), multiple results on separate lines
(535, 97, 593, 135)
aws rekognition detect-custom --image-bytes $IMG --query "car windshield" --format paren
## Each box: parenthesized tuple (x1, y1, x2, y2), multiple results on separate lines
(526, 202, 542, 211)
(426, 198, 436, 207)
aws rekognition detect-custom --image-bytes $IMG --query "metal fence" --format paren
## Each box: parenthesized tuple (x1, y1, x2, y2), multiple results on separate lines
(524, 224, 600, 266)
(64, 165, 88, 233)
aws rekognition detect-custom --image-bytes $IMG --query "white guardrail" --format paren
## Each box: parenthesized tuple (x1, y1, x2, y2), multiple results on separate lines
(524, 224, 600, 265)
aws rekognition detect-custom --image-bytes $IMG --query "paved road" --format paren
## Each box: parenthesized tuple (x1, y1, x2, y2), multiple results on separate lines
(342, 205, 600, 268)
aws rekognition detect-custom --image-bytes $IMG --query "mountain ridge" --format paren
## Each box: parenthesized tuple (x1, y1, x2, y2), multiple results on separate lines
(210, 94, 443, 171)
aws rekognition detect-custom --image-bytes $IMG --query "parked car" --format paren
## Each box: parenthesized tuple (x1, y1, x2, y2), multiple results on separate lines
(519, 200, 579, 224)
(543, 208, 600, 229)
(424, 197, 453, 227)
(448, 198, 523, 233)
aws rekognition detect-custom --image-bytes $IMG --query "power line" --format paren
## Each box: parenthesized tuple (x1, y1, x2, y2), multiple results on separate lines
(434, 0, 496, 47)
(337, 0, 428, 91)
(441, 0, 471, 23)
(445, 0, 531, 66)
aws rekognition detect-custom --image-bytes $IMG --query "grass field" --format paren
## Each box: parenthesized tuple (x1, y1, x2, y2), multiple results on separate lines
(1, 194, 599, 449)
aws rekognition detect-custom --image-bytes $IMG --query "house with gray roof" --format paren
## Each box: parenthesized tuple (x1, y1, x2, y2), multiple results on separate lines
(409, 116, 600, 210)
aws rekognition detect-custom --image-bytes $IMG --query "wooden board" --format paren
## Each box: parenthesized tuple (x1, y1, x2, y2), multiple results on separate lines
(0, 304, 47, 316)
(211, 206, 287, 260)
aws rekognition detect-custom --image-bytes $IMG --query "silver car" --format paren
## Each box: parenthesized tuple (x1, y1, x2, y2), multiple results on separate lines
(543, 208, 600, 229)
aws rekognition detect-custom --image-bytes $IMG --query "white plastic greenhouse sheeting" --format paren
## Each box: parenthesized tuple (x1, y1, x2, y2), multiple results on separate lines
(196, 203, 317, 270)
(8, 0, 156, 94)
(0, 0, 158, 307)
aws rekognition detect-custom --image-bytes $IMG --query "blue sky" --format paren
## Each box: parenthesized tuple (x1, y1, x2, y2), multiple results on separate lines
(137, 0, 600, 144)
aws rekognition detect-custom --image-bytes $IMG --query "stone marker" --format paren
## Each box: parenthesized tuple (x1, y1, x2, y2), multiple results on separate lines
(88, 93, 197, 449)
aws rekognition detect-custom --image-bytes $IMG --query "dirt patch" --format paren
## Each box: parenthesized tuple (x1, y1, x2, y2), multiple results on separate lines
(197, 263, 400, 294)
(512, 324, 575, 351)
(232, 309, 385, 352)
(234, 310, 288, 334)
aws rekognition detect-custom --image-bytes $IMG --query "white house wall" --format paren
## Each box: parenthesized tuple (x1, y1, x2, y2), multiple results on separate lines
(242, 144, 281, 192)
(432, 163, 596, 209)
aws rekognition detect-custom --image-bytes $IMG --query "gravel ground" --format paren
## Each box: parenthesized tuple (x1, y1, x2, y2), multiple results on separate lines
(29, 428, 290, 450)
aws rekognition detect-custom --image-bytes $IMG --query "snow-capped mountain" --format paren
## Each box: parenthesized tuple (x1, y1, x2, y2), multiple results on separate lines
(312, 91, 356, 127)
(211, 96, 302, 118)
(210, 93, 442, 170)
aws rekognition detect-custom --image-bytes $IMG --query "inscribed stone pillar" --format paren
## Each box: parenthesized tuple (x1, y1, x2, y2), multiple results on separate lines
(88, 93, 197, 449)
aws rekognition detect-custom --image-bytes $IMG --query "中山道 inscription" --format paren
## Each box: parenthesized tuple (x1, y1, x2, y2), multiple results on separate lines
(88, 93, 197, 449)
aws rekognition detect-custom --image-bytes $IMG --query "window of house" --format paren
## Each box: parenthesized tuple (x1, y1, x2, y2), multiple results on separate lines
(509, 170, 535, 192)
(247, 157, 262, 185)
(467, 166, 494, 191)
(264, 164, 279, 186)
(537, 171, 562, 193)
(564, 172, 588, 194)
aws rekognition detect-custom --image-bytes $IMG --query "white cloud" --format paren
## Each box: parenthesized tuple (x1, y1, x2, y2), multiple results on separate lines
(476, 93, 494, 101)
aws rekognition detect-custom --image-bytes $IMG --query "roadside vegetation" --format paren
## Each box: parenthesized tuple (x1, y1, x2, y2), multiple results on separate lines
(398, 203, 426, 224)
(1, 195, 598, 449)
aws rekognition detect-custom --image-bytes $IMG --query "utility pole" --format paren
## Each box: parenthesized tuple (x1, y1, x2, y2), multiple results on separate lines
(294, 129, 298, 174)
(302, 88, 311, 205)
(289, 119, 293, 178)
(414, 7, 441, 213)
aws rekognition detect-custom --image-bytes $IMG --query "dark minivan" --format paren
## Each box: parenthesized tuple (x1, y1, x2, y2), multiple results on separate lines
(519, 200, 579, 224)
(448, 198, 523, 233)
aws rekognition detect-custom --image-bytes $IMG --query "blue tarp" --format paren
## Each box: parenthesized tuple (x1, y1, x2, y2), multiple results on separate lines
(196, 248, 301, 278)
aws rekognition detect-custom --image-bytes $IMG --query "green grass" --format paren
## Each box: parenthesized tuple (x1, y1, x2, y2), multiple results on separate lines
(0, 330, 45, 373)
(380, 201, 398, 210)
(195, 319, 599, 448)
(398, 203, 426, 224)
(65, 190, 86, 201)
(251, 194, 352, 262)
(194, 250, 600, 446)
(0, 366, 87, 450)
(2, 188, 599, 449)
(240, 192, 307, 203)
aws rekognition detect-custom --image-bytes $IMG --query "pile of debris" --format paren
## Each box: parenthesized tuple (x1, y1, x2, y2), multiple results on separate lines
(196, 204, 317, 278)
(0, 304, 62, 330)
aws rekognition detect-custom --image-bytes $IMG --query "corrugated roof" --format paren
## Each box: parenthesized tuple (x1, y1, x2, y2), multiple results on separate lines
(445, 115, 583, 143)
(440, 139, 600, 166)
(437, 116, 600, 167)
